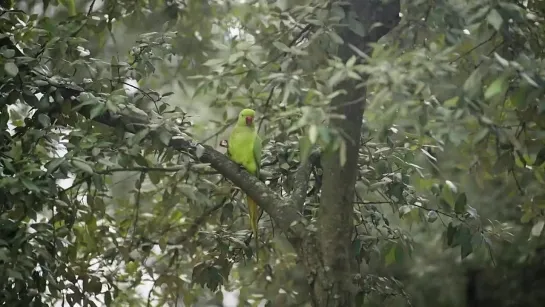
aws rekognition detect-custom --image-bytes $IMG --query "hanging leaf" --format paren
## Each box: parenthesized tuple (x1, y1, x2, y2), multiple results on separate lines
(454, 193, 467, 214)
(487, 9, 503, 31)
(484, 77, 505, 100)
(534, 147, 545, 166)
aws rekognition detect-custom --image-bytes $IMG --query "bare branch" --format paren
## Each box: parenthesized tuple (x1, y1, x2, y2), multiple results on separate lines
(96, 166, 185, 174)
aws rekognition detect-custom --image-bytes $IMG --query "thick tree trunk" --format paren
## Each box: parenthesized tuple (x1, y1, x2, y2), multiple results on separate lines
(307, 1, 401, 306)
(314, 81, 364, 307)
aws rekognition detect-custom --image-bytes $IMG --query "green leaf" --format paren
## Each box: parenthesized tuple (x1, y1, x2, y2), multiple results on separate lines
(484, 77, 505, 100)
(37, 113, 51, 128)
(308, 125, 318, 144)
(458, 226, 473, 258)
(105, 99, 119, 113)
(520, 207, 533, 224)
(348, 15, 365, 37)
(89, 103, 105, 119)
(534, 147, 545, 166)
(328, 31, 344, 44)
(521, 72, 539, 87)
(441, 185, 456, 209)
(4, 62, 18, 77)
(203, 58, 225, 67)
(531, 219, 545, 237)
(339, 139, 347, 166)
(7, 269, 23, 280)
(72, 159, 94, 174)
(1, 48, 15, 58)
(148, 171, 161, 184)
(299, 136, 312, 163)
(318, 126, 331, 145)
(21, 177, 41, 193)
(454, 193, 467, 214)
(443, 96, 459, 107)
(220, 202, 234, 223)
(461, 237, 473, 259)
(88, 276, 103, 294)
(487, 9, 503, 31)
(131, 128, 150, 146)
(446, 223, 457, 247)
(46, 158, 66, 175)
(272, 41, 290, 53)
(346, 56, 356, 67)
(58, 0, 77, 15)
(126, 261, 138, 274)
(157, 128, 172, 146)
(195, 144, 205, 158)
(104, 292, 112, 306)
(473, 128, 489, 144)
(494, 52, 509, 67)
(385, 244, 396, 266)
(328, 70, 344, 88)
(6, 90, 20, 105)
(463, 68, 483, 97)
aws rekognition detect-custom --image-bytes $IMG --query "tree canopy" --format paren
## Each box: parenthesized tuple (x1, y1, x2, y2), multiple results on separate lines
(2, 0, 545, 306)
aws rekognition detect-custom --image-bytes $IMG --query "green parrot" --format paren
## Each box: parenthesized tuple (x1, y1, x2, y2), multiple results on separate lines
(227, 109, 262, 258)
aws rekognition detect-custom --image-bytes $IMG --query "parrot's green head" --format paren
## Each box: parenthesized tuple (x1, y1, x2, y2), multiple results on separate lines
(237, 108, 256, 127)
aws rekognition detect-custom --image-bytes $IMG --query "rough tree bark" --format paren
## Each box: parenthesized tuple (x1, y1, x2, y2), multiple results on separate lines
(5, 1, 400, 305)
(306, 0, 401, 306)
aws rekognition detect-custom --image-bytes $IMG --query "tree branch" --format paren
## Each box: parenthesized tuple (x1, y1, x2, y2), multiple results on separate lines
(96, 166, 185, 174)
(47, 77, 307, 245)
(168, 136, 305, 242)
(4, 32, 308, 246)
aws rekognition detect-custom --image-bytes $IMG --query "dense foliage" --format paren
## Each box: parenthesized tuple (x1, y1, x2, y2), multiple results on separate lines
(2, 0, 545, 306)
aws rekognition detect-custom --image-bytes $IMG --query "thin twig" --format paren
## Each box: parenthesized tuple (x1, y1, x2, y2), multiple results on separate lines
(70, 0, 97, 37)
(121, 81, 161, 112)
(450, 33, 496, 64)
(510, 169, 524, 195)
(202, 119, 237, 144)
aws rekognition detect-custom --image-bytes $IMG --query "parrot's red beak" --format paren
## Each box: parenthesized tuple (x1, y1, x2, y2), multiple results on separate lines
(245, 116, 253, 126)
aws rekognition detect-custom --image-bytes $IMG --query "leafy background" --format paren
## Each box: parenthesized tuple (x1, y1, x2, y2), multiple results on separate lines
(2, 0, 545, 306)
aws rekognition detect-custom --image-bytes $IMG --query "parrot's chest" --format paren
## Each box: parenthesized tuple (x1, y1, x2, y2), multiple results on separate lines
(228, 131, 257, 172)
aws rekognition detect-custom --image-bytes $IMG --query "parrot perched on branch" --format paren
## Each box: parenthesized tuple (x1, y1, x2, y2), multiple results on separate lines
(227, 109, 262, 259)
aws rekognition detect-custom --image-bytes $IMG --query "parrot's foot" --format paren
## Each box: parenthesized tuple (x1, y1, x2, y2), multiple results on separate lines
(236, 163, 246, 172)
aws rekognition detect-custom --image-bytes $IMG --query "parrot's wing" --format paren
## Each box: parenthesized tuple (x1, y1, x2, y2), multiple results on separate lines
(253, 133, 262, 178)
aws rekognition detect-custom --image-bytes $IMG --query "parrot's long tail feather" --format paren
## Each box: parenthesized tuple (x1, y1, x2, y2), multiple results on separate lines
(247, 196, 259, 261)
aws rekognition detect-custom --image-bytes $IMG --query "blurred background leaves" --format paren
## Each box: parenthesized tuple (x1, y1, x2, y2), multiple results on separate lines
(2, 0, 545, 306)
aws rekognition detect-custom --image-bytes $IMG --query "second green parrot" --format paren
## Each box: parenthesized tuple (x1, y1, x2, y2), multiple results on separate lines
(227, 109, 262, 256)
